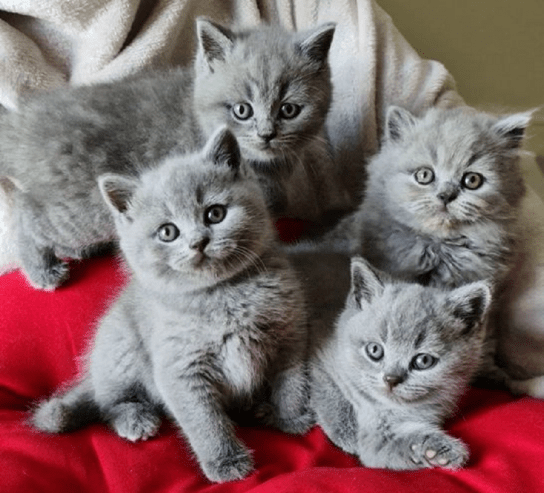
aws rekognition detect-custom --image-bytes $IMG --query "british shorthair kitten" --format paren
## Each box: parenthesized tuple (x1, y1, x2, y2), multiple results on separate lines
(0, 18, 345, 290)
(31, 129, 311, 483)
(353, 105, 532, 288)
(310, 257, 492, 470)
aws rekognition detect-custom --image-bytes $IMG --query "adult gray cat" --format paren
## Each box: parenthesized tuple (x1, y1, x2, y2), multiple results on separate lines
(31, 128, 311, 483)
(348, 105, 532, 288)
(0, 18, 344, 290)
(310, 256, 492, 470)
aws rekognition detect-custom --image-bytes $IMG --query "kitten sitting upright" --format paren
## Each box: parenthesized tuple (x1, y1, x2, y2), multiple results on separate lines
(310, 257, 492, 470)
(0, 18, 345, 290)
(31, 129, 311, 483)
(352, 105, 532, 287)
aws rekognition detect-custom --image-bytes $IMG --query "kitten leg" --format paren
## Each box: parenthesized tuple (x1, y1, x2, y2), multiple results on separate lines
(508, 375, 544, 399)
(155, 364, 253, 483)
(310, 365, 358, 455)
(31, 377, 100, 433)
(357, 421, 469, 470)
(15, 213, 69, 290)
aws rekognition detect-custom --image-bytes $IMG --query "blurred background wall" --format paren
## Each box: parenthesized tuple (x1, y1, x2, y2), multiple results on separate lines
(377, 0, 544, 157)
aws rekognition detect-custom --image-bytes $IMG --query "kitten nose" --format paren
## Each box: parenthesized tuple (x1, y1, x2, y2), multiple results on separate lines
(189, 236, 210, 252)
(258, 129, 277, 143)
(437, 185, 459, 205)
(383, 373, 405, 389)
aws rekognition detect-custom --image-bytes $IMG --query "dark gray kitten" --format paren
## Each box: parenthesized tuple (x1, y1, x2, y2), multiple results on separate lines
(351, 105, 532, 288)
(310, 257, 492, 470)
(31, 129, 311, 483)
(0, 18, 342, 290)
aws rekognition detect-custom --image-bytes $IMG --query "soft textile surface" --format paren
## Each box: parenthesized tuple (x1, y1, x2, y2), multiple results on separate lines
(0, 0, 462, 273)
(2, 226, 544, 492)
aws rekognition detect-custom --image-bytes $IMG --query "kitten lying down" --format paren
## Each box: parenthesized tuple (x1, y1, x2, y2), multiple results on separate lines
(0, 18, 347, 290)
(309, 256, 492, 470)
(31, 129, 311, 483)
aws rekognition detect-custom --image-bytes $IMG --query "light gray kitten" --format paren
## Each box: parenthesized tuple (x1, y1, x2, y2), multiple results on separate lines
(0, 18, 344, 290)
(347, 105, 532, 288)
(31, 128, 311, 483)
(310, 256, 492, 470)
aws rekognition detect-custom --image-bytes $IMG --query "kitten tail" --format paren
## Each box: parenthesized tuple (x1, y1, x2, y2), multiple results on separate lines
(31, 379, 99, 433)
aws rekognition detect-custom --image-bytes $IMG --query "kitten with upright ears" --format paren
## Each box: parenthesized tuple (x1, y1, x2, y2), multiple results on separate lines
(349, 105, 532, 288)
(310, 257, 492, 470)
(0, 18, 345, 290)
(31, 128, 311, 483)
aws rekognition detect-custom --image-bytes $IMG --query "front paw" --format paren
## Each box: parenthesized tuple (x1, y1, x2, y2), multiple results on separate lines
(201, 441, 254, 483)
(26, 260, 70, 291)
(409, 433, 469, 469)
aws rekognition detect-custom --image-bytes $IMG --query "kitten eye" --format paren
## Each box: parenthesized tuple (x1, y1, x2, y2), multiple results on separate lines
(365, 342, 384, 362)
(411, 353, 438, 371)
(462, 172, 484, 190)
(279, 103, 301, 119)
(157, 223, 180, 242)
(414, 167, 435, 185)
(205, 204, 227, 225)
(232, 103, 254, 121)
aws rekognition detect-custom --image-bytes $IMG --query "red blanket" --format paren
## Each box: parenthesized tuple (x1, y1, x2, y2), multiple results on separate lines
(2, 222, 544, 492)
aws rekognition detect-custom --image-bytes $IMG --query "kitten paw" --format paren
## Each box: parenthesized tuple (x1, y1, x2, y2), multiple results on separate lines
(109, 402, 162, 442)
(255, 402, 314, 434)
(27, 260, 70, 291)
(409, 433, 469, 469)
(202, 443, 254, 483)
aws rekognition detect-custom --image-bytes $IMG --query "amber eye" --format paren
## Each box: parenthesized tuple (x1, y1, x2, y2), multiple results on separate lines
(462, 172, 484, 190)
(205, 205, 227, 225)
(157, 223, 180, 242)
(279, 103, 301, 119)
(365, 342, 384, 362)
(414, 167, 435, 185)
(411, 353, 438, 371)
(232, 103, 253, 121)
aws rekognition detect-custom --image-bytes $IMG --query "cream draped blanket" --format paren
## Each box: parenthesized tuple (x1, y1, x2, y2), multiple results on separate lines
(0, 0, 543, 380)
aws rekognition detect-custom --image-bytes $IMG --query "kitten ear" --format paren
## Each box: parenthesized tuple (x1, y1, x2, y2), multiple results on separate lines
(204, 127, 241, 171)
(348, 257, 385, 309)
(446, 281, 492, 335)
(385, 105, 417, 142)
(492, 110, 535, 149)
(195, 17, 234, 69)
(297, 22, 336, 64)
(98, 173, 140, 216)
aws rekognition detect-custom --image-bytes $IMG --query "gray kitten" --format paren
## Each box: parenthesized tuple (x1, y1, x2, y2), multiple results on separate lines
(0, 18, 343, 290)
(31, 128, 311, 483)
(310, 257, 492, 470)
(349, 105, 532, 288)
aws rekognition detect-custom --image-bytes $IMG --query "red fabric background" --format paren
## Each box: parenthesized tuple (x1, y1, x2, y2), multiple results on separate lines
(2, 221, 544, 492)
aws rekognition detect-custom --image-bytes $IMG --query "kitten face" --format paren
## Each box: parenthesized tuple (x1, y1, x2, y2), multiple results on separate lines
(99, 129, 273, 292)
(336, 259, 491, 406)
(193, 20, 334, 171)
(372, 107, 530, 236)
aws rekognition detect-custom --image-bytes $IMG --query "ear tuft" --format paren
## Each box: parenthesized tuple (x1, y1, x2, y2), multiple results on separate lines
(492, 109, 536, 150)
(297, 22, 336, 64)
(98, 173, 140, 215)
(349, 257, 385, 309)
(196, 17, 234, 69)
(447, 281, 492, 335)
(205, 127, 241, 171)
(385, 105, 417, 142)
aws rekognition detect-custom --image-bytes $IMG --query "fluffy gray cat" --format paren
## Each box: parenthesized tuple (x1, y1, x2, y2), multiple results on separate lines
(347, 105, 532, 288)
(31, 128, 311, 483)
(310, 256, 492, 470)
(0, 18, 345, 290)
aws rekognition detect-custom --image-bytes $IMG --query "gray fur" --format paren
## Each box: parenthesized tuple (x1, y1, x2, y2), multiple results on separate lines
(310, 257, 492, 470)
(348, 106, 532, 288)
(31, 129, 311, 483)
(0, 18, 344, 290)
